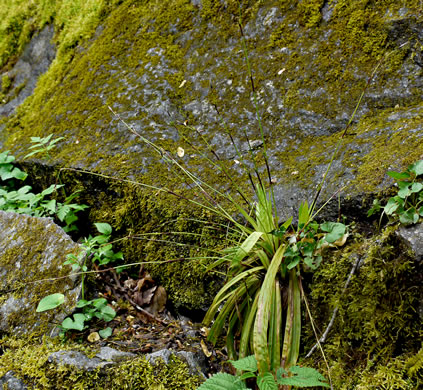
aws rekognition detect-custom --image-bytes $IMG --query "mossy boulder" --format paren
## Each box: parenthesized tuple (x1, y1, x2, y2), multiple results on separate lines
(0, 25, 55, 118)
(0, 210, 82, 336)
(302, 224, 423, 389)
(0, 0, 422, 201)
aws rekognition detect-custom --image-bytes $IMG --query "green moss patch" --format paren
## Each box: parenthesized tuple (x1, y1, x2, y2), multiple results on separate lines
(0, 336, 201, 389)
(302, 225, 423, 389)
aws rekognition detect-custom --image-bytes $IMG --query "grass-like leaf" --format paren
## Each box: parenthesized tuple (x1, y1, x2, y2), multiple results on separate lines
(281, 270, 301, 368)
(253, 244, 286, 373)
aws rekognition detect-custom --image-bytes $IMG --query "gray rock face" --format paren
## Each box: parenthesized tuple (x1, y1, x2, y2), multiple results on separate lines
(396, 223, 423, 320)
(46, 346, 207, 380)
(1, 1, 422, 310)
(48, 350, 115, 371)
(0, 371, 28, 390)
(95, 346, 136, 363)
(145, 348, 207, 378)
(0, 25, 55, 118)
(397, 223, 423, 263)
(1, 4, 422, 220)
(0, 211, 82, 335)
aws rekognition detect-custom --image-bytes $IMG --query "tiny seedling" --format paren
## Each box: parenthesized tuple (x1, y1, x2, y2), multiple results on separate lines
(24, 134, 65, 160)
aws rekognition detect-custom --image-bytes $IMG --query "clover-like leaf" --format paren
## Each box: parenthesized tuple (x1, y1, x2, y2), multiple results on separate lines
(320, 222, 346, 243)
(62, 313, 87, 331)
(397, 182, 412, 198)
(399, 208, 419, 225)
(409, 160, 423, 176)
(411, 182, 423, 193)
(384, 198, 400, 215)
(99, 327, 113, 339)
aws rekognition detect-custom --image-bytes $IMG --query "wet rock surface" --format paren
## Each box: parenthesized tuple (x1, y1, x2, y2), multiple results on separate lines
(397, 223, 423, 263)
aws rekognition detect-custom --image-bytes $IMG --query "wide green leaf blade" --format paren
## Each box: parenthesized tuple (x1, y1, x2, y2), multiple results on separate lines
(239, 291, 260, 359)
(253, 244, 286, 374)
(269, 280, 282, 372)
(281, 270, 301, 369)
(94, 222, 112, 235)
(204, 267, 263, 326)
(387, 170, 410, 180)
(255, 186, 275, 233)
(256, 250, 270, 269)
(298, 201, 310, 227)
(233, 231, 264, 265)
(207, 276, 259, 344)
(36, 293, 65, 312)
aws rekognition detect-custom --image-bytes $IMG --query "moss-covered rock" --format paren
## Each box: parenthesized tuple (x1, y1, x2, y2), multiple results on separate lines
(0, 25, 55, 117)
(0, 336, 202, 389)
(0, 210, 81, 336)
(0, 0, 421, 312)
(0, 0, 421, 209)
(302, 225, 423, 388)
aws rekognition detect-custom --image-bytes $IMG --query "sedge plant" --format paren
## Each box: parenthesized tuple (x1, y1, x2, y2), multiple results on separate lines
(29, 11, 391, 389)
(101, 15, 388, 387)
(108, 102, 348, 390)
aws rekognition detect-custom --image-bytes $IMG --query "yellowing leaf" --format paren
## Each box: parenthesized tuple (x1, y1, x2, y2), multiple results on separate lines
(87, 332, 100, 343)
(177, 147, 185, 157)
(201, 339, 212, 357)
(333, 233, 349, 247)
